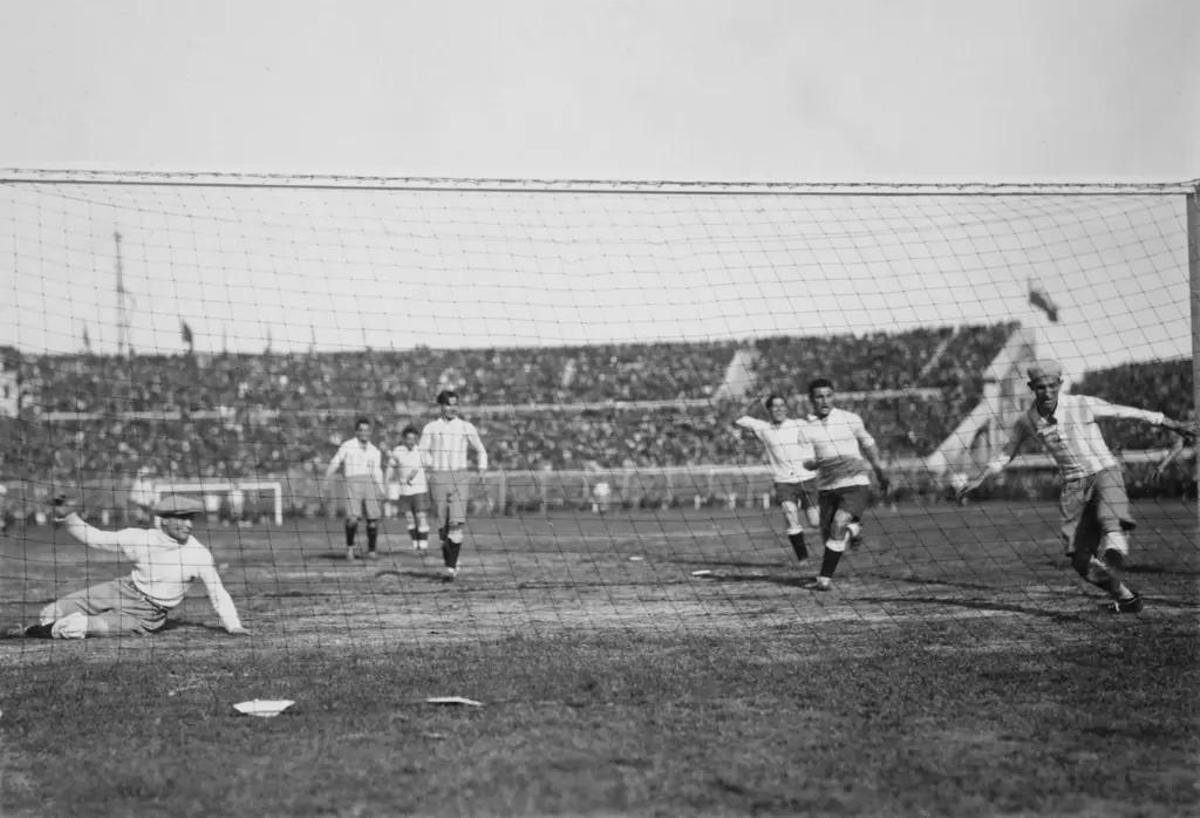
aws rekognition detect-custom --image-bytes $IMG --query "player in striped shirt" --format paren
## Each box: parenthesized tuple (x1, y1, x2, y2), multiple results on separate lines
(802, 378, 891, 591)
(419, 390, 488, 580)
(386, 424, 431, 555)
(325, 416, 386, 561)
(734, 394, 819, 565)
(959, 360, 1196, 613)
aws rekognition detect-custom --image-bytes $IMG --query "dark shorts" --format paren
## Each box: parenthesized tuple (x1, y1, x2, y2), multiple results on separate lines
(774, 479, 818, 510)
(428, 470, 472, 526)
(818, 485, 871, 540)
(1061, 467, 1134, 555)
(395, 491, 430, 515)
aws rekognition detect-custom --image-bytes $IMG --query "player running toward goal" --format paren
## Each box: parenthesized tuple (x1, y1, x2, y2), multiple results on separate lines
(802, 378, 891, 591)
(19, 494, 248, 639)
(420, 390, 488, 581)
(734, 394, 820, 565)
(386, 424, 432, 556)
(325, 416, 386, 561)
(958, 360, 1197, 613)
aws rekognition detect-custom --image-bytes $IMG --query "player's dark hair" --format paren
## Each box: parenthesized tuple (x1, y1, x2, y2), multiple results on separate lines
(354, 415, 371, 428)
(401, 424, 419, 437)
(436, 389, 459, 406)
(764, 393, 786, 409)
(807, 378, 834, 395)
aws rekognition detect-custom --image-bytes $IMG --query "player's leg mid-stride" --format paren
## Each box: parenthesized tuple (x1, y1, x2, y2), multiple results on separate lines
(430, 470, 471, 580)
(1063, 470, 1143, 613)
(809, 486, 869, 591)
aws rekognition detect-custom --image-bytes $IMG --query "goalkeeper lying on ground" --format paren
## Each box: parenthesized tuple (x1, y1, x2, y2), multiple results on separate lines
(16, 494, 249, 639)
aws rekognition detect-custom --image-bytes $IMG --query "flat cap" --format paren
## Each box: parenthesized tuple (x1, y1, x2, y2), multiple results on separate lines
(153, 495, 205, 517)
(1026, 359, 1063, 382)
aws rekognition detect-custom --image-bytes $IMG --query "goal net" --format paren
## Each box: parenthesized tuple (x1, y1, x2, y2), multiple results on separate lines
(0, 171, 1196, 656)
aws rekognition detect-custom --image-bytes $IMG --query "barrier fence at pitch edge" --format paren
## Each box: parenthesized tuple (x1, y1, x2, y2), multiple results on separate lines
(0, 450, 1192, 526)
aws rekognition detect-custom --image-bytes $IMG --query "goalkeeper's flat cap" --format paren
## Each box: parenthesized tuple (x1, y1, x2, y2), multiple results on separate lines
(154, 495, 205, 517)
(1026, 359, 1063, 382)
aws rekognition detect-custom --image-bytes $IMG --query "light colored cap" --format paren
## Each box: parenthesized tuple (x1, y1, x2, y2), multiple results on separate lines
(153, 495, 205, 517)
(1026, 359, 1063, 382)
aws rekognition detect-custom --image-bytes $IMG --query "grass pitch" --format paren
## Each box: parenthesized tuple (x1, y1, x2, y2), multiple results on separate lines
(2, 500, 1197, 817)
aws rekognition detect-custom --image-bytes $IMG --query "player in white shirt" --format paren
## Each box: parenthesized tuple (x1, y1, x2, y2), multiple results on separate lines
(734, 394, 819, 564)
(802, 378, 890, 591)
(325, 416, 386, 561)
(386, 424, 431, 555)
(419, 390, 488, 580)
(20, 494, 248, 639)
(959, 359, 1196, 613)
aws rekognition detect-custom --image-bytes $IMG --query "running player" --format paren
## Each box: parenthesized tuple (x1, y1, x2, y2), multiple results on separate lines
(325, 416, 386, 561)
(734, 394, 819, 564)
(802, 378, 890, 591)
(386, 424, 432, 555)
(958, 359, 1196, 613)
(419, 390, 488, 580)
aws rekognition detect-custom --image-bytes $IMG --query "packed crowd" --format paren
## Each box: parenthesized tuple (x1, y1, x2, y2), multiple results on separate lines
(7, 323, 1185, 484)
(1072, 358, 1195, 450)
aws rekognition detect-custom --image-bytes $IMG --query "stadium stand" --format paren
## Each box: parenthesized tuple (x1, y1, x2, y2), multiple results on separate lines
(6, 322, 1187, 500)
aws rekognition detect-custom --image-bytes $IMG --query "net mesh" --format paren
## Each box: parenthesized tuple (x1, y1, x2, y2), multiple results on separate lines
(0, 173, 1195, 661)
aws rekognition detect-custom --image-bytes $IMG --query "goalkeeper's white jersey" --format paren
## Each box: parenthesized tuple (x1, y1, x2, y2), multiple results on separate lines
(805, 408, 876, 490)
(734, 416, 816, 483)
(60, 517, 243, 630)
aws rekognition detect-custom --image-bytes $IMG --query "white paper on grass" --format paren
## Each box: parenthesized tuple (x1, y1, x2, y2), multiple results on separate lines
(233, 699, 295, 718)
(425, 696, 483, 707)
(690, 569, 714, 577)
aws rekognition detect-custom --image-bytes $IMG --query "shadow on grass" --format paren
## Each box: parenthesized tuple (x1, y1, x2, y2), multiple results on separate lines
(856, 594, 1085, 623)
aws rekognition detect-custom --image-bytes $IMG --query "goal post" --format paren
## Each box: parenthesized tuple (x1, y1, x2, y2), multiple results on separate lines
(152, 480, 284, 526)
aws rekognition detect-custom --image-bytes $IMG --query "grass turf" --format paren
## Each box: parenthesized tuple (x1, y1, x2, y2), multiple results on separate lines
(1, 501, 1197, 817)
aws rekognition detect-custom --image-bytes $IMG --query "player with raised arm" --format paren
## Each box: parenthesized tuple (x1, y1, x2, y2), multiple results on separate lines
(802, 378, 890, 591)
(734, 393, 819, 565)
(386, 424, 432, 556)
(18, 494, 248, 639)
(325, 416, 386, 561)
(420, 390, 488, 581)
(958, 360, 1197, 613)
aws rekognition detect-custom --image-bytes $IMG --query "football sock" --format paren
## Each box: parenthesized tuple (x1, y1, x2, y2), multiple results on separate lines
(445, 540, 462, 569)
(344, 522, 358, 547)
(408, 527, 418, 544)
(23, 623, 53, 639)
(366, 522, 379, 551)
(787, 531, 808, 562)
(819, 548, 842, 579)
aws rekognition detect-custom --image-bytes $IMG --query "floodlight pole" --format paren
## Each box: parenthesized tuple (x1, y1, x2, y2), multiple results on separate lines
(1189, 185, 1200, 525)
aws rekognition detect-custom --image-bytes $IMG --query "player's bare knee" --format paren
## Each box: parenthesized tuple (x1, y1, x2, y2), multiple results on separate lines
(829, 510, 854, 541)
(447, 525, 464, 545)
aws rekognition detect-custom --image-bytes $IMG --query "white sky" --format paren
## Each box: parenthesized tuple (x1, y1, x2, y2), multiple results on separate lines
(2, 0, 1197, 372)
